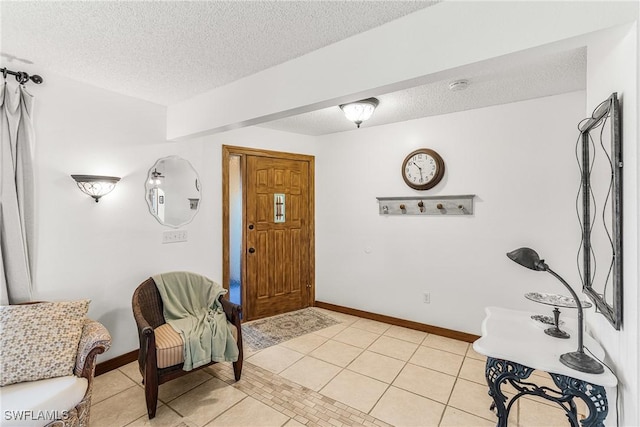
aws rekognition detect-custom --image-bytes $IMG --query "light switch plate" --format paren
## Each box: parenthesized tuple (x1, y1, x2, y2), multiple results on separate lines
(162, 230, 188, 244)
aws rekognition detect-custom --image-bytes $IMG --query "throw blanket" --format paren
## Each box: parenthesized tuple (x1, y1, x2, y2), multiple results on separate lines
(153, 272, 239, 371)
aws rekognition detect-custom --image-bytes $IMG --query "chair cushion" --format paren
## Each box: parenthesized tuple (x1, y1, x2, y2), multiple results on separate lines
(0, 375, 88, 427)
(155, 321, 238, 369)
(0, 300, 90, 386)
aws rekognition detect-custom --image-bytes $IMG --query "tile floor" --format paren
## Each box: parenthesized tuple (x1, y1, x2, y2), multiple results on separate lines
(91, 308, 577, 426)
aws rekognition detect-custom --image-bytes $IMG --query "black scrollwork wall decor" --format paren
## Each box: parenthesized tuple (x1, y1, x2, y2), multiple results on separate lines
(577, 93, 622, 330)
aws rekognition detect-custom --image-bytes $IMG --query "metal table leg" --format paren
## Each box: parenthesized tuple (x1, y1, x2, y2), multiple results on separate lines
(484, 357, 608, 427)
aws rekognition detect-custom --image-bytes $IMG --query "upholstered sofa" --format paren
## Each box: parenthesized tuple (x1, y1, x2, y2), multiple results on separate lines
(0, 302, 111, 427)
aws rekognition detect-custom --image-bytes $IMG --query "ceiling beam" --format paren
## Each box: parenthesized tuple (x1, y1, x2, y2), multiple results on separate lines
(166, 1, 638, 141)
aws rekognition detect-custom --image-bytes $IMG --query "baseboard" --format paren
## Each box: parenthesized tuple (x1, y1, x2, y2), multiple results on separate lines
(314, 301, 480, 343)
(96, 350, 138, 376)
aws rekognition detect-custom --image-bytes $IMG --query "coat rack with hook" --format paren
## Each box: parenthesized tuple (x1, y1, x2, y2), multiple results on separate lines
(377, 195, 475, 216)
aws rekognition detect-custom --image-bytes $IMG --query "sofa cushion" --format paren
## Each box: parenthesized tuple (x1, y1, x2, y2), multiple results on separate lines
(155, 321, 238, 369)
(0, 300, 90, 386)
(0, 375, 88, 427)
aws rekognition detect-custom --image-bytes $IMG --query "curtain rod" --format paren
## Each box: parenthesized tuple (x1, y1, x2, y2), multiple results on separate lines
(1, 67, 43, 84)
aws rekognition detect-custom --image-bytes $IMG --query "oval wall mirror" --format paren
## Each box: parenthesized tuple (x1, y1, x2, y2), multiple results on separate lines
(145, 156, 201, 228)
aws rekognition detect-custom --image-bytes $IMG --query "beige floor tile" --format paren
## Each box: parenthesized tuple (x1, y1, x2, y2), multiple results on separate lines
(90, 384, 149, 427)
(279, 356, 341, 391)
(332, 326, 380, 349)
(383, 325, 427, 344)
(246, 345, 304, 374)
(370, 386, 445, 427)
(392, 363, 455, 404)
(422, 335, 469, 356)
(119, 361, 143, 384)
(368, 335, 419, 361)
(312, 323, 347, 338)
(205, 396, 289, 426)
(310, 339, 363, 367)
(280, 332, 328, 354)
(283, 419, 305, 427)
(439, 407, 495, 427)
(92, 369, 138, 404)
(466, 345, 487, 361)
(320, 370, 388, 413)
(126, 405, 193, 426)
(409, 346, 464, 376)
(351, 318, 392, 334)
(458, 357, 488, 385)
(158, 369, 214, 403)
(447, 379, 498, 423)
(519, 397, 571, 426)
(168, 378, 247, 426)
(347, 350, 405, 383)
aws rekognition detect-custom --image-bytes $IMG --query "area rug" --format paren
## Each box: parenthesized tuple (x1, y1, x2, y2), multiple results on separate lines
(242, 308, 340, 351)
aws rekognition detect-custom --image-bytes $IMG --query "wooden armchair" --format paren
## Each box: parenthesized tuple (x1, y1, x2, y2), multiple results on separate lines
(131, 277, 243, 419)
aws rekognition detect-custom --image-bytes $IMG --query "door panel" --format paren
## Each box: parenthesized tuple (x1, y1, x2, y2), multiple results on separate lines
(245, 155, 310, 320)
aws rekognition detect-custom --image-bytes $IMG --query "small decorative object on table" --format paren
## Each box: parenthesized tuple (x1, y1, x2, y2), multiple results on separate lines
(524, 292, 592, 339)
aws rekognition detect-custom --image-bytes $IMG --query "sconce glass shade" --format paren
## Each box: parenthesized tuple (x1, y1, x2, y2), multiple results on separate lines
(71, 175, 120, 202)
(339, 97, 379, 128)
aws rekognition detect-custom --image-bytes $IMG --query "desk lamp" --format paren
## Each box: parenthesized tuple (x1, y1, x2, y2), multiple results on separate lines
(507, 247, 604, 374)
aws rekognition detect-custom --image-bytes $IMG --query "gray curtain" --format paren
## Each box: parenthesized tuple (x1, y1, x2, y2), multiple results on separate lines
(0, 80, 35, 304)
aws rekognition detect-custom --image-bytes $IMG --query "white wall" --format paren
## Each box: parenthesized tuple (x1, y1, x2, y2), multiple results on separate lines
(584, 23, 639, 426)
(27, 71, 317, 359)
(315, 92, 586, 335)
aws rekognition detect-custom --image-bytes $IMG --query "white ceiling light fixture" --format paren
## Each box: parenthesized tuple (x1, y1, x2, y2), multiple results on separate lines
(448, 79, 469, 91)
(339, 97, 379, 128)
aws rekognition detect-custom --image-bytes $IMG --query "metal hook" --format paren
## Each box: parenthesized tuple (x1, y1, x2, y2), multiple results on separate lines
(1, 68, 7, 80)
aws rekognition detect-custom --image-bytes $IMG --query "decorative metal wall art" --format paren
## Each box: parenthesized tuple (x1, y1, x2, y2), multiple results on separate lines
(577, 93, 622, 330)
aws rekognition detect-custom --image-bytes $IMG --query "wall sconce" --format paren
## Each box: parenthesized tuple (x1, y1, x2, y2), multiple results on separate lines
(71, 175, 121, 203)
(507, 247, 604, 374)
(339, 97, 379, 128)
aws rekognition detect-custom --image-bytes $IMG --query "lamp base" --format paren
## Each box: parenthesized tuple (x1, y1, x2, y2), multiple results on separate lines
(560, 351, 604, 374)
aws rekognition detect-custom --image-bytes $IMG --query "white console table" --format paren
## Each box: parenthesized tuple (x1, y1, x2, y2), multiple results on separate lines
(473, 307, 617, 427)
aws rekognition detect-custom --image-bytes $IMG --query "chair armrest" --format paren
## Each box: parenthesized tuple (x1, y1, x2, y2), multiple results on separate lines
(220, 298, 242, 325)
(74, 319, 112, 379)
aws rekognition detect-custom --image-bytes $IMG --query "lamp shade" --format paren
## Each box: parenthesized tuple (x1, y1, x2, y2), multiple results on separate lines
(71, 175, 120, 202)
(339, 97, 379, 128)
(506, 247, 547, 271)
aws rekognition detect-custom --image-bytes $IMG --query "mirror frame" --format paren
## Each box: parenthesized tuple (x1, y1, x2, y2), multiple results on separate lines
(579, 92, 622, 330)
(145, 155, 201, 228)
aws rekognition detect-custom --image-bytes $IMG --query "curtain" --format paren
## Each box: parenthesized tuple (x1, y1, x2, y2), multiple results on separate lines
(0, 80, 35, 304)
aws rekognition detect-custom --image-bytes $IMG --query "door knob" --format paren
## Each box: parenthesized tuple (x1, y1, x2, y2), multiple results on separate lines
(248, 224, 254, 230)
(248, 247, 255, 254)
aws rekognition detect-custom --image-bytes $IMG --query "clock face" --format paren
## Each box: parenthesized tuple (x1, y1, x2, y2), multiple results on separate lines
(402, 149, 445, 190)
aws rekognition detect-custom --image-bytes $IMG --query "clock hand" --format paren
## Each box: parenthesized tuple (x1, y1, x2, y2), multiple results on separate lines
(414, 163, 424, 180)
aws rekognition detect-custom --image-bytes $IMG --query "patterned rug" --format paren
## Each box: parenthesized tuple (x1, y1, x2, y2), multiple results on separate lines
(242, 308, 340, 351)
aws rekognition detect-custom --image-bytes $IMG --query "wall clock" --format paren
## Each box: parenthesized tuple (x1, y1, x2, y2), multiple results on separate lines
(401, 148, 445, 190)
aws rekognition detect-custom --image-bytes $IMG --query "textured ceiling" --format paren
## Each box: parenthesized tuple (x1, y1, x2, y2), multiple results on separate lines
(261, 47, 587, 135)
(1, 1, 586, 136)
(1, 0, 437, 105)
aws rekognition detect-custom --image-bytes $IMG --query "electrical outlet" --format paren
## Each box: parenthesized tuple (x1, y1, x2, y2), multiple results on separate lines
(162, 230, 188, 244)
(423, 292, 431, 304)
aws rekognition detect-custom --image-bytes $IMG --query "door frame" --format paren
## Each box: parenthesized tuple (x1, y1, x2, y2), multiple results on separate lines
(222, 145, 315, 320)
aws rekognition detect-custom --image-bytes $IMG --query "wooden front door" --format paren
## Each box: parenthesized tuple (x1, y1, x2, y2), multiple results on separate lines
(222, 146, 315, 322)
